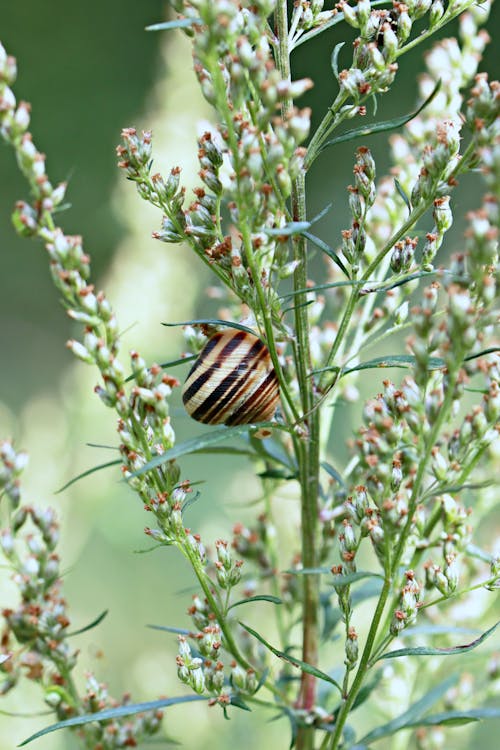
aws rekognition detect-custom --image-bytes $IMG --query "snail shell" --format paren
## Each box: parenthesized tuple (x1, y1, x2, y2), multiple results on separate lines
(182, 329, 280, 425)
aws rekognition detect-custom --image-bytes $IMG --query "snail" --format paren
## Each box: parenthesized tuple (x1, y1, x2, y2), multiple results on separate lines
(182, 329, 280, 425)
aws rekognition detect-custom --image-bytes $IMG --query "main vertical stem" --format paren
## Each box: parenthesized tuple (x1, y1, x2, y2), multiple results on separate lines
(274, 4, 320, 748)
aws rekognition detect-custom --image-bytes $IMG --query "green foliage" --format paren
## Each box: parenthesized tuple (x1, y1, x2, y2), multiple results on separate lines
(0, 1, 499, 749)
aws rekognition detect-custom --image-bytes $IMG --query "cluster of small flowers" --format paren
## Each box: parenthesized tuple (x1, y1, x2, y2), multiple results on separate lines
(176, 624, 258, 698)
(0, 440, 28, 508)
(0, 490, 72, 695)
(1, 44, 183, 528)
(364, 3, 490, 252)
(289, 0, 336, 38)
(0, 443, 163, 747)
(335, 0, 455, 105)
(342, 146, 377, 271)
(120, 1, 313, 312)
(390, 568, 422, 635)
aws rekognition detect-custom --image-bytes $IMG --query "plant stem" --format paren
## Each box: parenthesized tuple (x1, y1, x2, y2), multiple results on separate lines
(274, 4, 321, 747)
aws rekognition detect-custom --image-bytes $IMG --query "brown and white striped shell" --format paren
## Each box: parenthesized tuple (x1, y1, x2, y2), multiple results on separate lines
(182, 329, 280, 425)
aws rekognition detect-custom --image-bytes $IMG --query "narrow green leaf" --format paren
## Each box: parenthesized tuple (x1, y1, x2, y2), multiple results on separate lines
(466, 543, 494, 564)
(228, 595, 282, 611)
(129, 423, 279, 478)
(254, 666, 270, 695)
(377, 620, 500, 661)
(283, 566, 332, 575)
(146, 624, 192, 636)
(360, 269, 439, 295)
(125, 354, 197, 383)
(394, 178, 412, 214)
(229, 695, 251, 712)
(409, 707, 500, 727)
(20, 696, 209, 745)
(310, 202, 333, 225)
(257, 468, 298, 480)
(464, 346, 500, 361)
(331, 42, 345, 80)
(240, 622, 342, 693)
(342, 354, 446, 375)
(282, 300, 315, 315)
(314, 354, 446, 378)
(85, 442, 118, 450)
(302, 231, 350, 278)
(358, 674, 459, 744)
(265, 221, 311, 236)
(352, 669, 383, 711)
(145, 18, 202, 31)
(351, 580, 383, 605)
(402, 625, 480, 638)
(331, 571, 384, 587)
(67, 610, 108, 637)
(55, 459, 121, 494)
(192, 446, 257, 457)
(280, 278, 361, 300)
(424, 479, 494, 498)
(161, 319, 257, 335)
(321, 460, 346, 488)
(322, 79, 442, 149)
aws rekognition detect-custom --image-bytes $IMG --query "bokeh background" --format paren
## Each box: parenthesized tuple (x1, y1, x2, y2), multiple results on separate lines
(0, 1, 499, 748)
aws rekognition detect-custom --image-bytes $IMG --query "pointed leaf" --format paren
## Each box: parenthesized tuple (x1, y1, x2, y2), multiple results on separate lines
(464, 346, 500, 362)
(240, 622, 342, 693)
(55, 459, 121, 493)
(229, 695, 251, 712)
(161, 319, 257, 335)
(321, 80, 442, 149)
(20, 696, 209, 745)
(302, 231, 350, 277)
(146, 624, 192, 636)
(377, 620, 500, 661)
(394, 178, 412, 214)
(257, 468, 298, 480)
(331, 42, 345, 81)
(280, 278, 360, 299)
(129, 423, 279, 478)
(146, 18, 202, 31)
(228, 595, 282, 611)
(360, 269, 438, 295)
(343, 354, 446, 375)
(321, 461, 346, 488)
(402, 625, 480, 638)
(409, 707, 500, 727)
(351, 579, 384, 605)
(265, 221, 311, 236)
(358, 674, 459, 744)
(125, 354, 197, 383)
(466, 543, 494, 564)
(67, 610, 108, 637)
(352, 669, 383, 711)
(310, 202, 334, 225)
(254, 666, 270, 695)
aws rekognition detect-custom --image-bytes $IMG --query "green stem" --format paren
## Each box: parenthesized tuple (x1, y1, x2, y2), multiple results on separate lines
(275, 5, 321, 748)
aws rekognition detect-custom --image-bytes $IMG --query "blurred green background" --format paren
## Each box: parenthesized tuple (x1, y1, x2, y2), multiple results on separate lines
(0, 1, 499, 748)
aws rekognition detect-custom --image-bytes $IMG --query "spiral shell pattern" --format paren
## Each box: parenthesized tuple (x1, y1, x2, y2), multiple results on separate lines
(182, 329, 280, 425)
